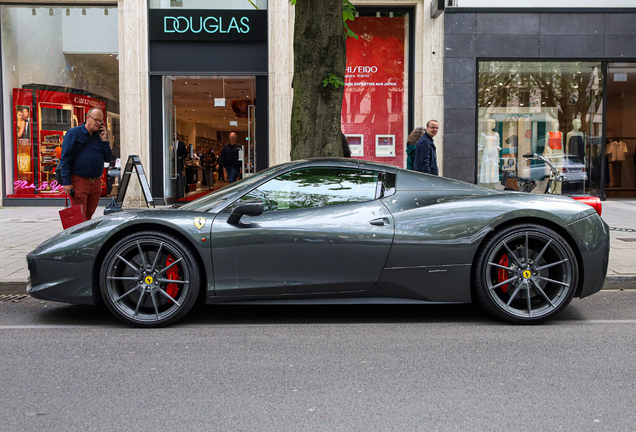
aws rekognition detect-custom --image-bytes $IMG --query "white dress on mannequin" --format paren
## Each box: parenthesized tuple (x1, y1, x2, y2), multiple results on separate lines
(479, 132, 501, 184)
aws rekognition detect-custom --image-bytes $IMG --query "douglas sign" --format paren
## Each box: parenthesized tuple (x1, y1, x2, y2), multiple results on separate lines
(149, 10, 266, 42)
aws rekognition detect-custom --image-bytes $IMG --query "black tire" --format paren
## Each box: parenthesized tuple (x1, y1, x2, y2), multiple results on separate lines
(474, 223, 579, 324)
(100, 231, 201, 327)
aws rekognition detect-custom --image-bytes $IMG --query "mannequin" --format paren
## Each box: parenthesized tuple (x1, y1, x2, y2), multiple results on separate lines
(479, 119, 501, 189)
(566, 119, 585, 161)
(606, 139, 628, 187)
(544, 119, 564, 194)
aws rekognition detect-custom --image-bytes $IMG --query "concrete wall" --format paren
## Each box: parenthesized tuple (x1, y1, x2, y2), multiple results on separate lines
(443, 10, 636, 183)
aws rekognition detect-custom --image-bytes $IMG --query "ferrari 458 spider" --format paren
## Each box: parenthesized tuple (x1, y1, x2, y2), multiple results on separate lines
(27, 158, 609, 327)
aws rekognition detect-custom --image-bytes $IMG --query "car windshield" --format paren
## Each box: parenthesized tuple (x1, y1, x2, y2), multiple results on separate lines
(179, 163, 294, 212)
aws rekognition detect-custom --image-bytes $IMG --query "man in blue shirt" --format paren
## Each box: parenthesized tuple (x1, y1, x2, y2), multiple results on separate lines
(414, 120, 439, 175)
(60, 108, 114, 220)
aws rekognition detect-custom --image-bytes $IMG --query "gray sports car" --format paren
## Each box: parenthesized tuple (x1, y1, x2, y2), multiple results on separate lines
(27, 158, 609, 327)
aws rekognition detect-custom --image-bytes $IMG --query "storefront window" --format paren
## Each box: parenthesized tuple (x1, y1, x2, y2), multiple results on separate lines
(1, 5, 119, 198)
(342, 11, 410, 168)
(478, 61, 603, 196)
(606, 62, 636, 197)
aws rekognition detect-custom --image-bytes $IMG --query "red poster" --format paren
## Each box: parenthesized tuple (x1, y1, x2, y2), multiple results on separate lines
(342, 17, 405, 167)
(13, 89, 34, 194)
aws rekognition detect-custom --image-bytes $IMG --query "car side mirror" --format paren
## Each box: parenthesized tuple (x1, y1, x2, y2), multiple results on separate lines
(227, 199, 264, 225)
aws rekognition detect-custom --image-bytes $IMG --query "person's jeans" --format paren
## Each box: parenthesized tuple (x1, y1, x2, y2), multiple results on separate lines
(227, 166, 239, 184)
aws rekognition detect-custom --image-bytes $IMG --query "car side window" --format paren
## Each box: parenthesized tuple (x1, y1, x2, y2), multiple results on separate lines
(240, 167, 379, 212)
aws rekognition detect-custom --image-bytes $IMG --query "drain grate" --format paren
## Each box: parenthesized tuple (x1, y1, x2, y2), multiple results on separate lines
(0, 294, 30, 303)
(617, 238, 636, 242)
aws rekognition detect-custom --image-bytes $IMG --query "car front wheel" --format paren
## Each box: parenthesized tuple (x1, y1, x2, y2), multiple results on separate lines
(474, 224, 579, 324)
(100, 231, 200, 327)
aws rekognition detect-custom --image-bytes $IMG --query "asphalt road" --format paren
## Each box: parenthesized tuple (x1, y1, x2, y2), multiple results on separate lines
(1, 292, 635, 432)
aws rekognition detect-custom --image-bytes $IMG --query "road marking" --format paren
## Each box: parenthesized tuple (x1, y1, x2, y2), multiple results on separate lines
(576, 320, 636, 324)
(0, 325, 112, 329)
(1, 320, 636, 329)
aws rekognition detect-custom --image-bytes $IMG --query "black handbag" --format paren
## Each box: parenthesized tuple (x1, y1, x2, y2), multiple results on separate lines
(104, 197, 123, 215)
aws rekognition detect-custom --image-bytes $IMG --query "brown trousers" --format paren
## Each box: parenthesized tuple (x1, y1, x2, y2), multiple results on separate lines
(71, 174, 102, 220)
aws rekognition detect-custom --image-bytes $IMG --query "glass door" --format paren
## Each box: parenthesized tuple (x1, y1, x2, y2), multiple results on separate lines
(162, 75, 256, 201)
(163, 76, 176, 199)
(606, 62, 636, 198)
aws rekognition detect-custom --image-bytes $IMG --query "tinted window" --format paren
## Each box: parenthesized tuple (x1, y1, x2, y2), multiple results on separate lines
(241, 167, 379, 212)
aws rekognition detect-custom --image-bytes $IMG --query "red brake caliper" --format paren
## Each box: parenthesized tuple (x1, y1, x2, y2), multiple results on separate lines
(165, 254, 180, 300)
(498, 254, 509, 293)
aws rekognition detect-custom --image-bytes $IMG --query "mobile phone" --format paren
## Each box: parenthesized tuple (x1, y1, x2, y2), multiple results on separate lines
(70, 189, 75, 197)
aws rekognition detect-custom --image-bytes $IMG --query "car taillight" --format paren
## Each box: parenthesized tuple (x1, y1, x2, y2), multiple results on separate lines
(571, 196, 602, 216)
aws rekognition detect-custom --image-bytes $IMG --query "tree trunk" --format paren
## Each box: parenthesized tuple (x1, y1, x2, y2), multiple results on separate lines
(290, 0, 347, 160)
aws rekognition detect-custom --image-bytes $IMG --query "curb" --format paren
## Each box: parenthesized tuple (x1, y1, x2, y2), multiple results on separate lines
(0, 282, 29, 295)
(2, 276, 635, 296)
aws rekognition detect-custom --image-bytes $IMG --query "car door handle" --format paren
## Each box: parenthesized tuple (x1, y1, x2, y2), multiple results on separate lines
(369, 217, 390, 226)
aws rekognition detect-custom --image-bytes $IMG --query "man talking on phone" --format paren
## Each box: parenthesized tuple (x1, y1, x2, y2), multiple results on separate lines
(59, 108, 114, 220)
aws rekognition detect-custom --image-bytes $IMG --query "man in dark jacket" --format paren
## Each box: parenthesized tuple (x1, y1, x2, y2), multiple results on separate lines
(219, 132, 241, 183)
(60, 108, 113, 220)
(414, 120, 439, 175)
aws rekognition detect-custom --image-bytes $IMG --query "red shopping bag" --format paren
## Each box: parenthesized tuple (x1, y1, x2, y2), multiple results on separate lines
(59, 194, 85, 229)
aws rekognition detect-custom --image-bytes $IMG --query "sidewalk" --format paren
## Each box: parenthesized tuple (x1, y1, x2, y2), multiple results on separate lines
(1, 198, 635, 293)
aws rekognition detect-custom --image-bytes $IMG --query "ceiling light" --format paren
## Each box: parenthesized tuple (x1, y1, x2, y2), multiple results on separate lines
(82, 8, 86, 15)
(66, 8, 70, 16)
(49, 8, 53, 16)
(32, 8, 36, 15)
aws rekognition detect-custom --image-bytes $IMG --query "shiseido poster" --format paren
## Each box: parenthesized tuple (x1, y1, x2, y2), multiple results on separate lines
(341, 16, 405, 167)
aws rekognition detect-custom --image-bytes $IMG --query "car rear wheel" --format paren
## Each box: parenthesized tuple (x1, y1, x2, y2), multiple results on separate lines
(100, 231, 200, 327)
(474, 224, 578, 324)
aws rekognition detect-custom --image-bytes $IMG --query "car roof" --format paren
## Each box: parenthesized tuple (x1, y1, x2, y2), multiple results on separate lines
(293, 158, 398, 174)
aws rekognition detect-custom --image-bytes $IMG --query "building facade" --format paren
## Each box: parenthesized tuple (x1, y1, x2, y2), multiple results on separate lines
(1, 0, 634, 207)
(444, 5, 636, 199)
(0, 0, 443, 207)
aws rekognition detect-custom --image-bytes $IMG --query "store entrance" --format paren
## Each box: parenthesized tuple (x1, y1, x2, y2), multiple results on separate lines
(606, 63, 636, 198)
(162, 76, 256, 202)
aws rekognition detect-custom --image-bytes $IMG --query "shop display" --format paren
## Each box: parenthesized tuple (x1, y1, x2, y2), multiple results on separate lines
(567, 119, 586, 161)
(346, 134, 364, 157)
(478, 61, 603, 196)
(478, 119, 501, 188)
(9, 88, 107, 198)
(375, 135, 395, 157)
(606, 140, 628, 187)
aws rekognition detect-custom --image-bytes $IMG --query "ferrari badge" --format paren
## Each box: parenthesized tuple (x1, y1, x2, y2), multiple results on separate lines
(193, 218, 206, 230)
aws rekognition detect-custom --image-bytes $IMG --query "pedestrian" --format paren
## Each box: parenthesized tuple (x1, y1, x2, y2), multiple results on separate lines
(413, 120, 439, 175)
(406, 126, 425, 170)
(219, 132, 242, 184)
(59, 108, 114, 220)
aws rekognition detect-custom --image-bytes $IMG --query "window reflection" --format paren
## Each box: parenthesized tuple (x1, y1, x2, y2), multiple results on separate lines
(478, 61, 603, 196)
(243, 168, 379, 212)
